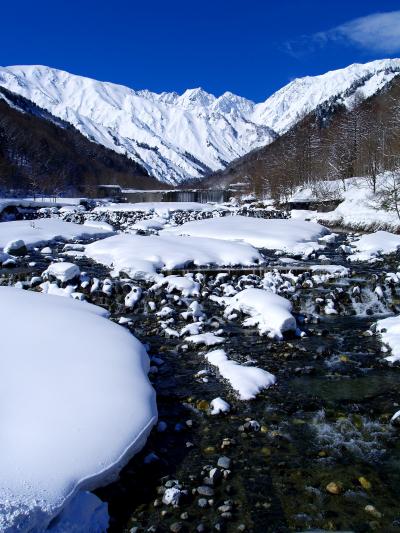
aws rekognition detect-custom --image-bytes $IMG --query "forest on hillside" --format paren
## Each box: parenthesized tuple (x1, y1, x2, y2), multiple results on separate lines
(0, 87, 162, 196)
(203, 76, 400, 202)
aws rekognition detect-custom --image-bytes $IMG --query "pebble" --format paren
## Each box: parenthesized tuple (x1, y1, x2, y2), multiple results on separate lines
(170, 522, 183, 533)
(197, 485, 214, 496)
(217, 456, 231, 469)
(326, 481, 343, 495)
(365, 505, 382, 519)
(198, 498, 208, 508)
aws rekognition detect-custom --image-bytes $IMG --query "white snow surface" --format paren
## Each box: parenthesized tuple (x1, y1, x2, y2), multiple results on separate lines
(205, 349, 276, 400)
(347, 231, 400, 262)
(225, 288, 296, 338)
(43, 262, 80, 282)
(163, 216, 328, 250)
(1, 60, 398, 182)
(0, 219, 113, 251)
(84, 233, 262, 279)
(0, 287, 156, 532)
(316, 175, 400, 232)
(376, 314, 400, 363)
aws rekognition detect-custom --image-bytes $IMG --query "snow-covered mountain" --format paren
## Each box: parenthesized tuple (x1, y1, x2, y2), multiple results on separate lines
(0, 59, 399, 184)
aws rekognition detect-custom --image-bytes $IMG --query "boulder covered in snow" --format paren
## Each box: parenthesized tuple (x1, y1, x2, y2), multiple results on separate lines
(225, 288, 296, 338)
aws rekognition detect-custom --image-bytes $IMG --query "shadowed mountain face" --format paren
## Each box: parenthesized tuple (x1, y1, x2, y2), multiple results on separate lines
(0, 87, 163, 196)
(1, 60, 399, 184)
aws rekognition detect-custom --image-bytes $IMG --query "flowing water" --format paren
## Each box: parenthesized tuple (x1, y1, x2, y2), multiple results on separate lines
(1, 230, 400, 532)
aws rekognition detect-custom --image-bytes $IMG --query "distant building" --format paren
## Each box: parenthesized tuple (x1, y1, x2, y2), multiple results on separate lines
(97, 185, 122, 199)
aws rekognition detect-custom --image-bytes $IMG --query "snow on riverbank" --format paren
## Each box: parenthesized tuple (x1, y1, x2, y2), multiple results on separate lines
(375, 315, 400, 363)
(313, 176, 400, 232)
(0, 219, 113, 251)
(84, 234, 262, 279)
(163, 216, 328, 251)
(0, 287, 156, 532)
(205, 349, 276, 400)
(347, 231, 400, 262)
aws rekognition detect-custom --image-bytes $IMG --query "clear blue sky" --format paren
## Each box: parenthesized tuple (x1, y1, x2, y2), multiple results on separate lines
(2, 0, 400, 102)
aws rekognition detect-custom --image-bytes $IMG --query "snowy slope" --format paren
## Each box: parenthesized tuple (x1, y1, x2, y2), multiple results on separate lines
(0, 66, 275, 184)
(253, 59, 400, 133)
(0, 59, 399, 183)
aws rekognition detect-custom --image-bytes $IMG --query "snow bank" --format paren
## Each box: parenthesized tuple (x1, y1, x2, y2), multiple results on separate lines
(84, 234, 262, 279)
(317, 176, 400, 232)
(225, 288, 296, 338)
(0, 219, 113, 252)
(375, 315, 400, 363)
(0, 287, 156, 532)
(205, 349, 276, 400)
(163, 216, 328, 250)
(347, 231, 400, 262)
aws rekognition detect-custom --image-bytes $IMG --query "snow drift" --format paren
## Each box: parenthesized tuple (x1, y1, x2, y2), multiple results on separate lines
(0, 287, 157, 532)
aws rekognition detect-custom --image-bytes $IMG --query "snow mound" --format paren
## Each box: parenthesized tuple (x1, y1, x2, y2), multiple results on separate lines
(0, 219, 113, 251)
(0, 287, 156, 532)
(225, 288, 296, 338)
(43, 262, 80, 282)
(163, 216, 329, 250)
(84, 234, 262, 279)
(205, 349, 276, 400)
(347, 231, 400, 262)
(376, 315, 400, 363)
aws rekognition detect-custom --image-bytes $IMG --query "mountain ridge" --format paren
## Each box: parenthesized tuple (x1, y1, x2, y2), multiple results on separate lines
(1, 59, 399, 184)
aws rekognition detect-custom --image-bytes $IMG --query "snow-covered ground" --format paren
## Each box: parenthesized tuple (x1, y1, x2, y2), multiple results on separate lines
(375, 315, 400, 363)
(347, 231, 400, 262)
(163, 216, 328, 251)
(0, 219, 113, 251)
(0, 287, 156, 532)
(305, 175, 400, 232)
(84, 233, 262, 279)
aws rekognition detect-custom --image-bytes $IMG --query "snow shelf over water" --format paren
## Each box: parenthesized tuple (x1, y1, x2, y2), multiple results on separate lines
(0, 287, 157, 532)
(0, 219, 114, 251)
(84, 233, 262, 279)
(163, 216, 329, 250)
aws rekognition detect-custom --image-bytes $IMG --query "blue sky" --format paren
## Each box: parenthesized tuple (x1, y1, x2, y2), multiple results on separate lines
(1, 0, 400, 101)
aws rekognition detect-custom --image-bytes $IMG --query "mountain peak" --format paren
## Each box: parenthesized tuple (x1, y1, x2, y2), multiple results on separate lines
(0, 60, 399, 183)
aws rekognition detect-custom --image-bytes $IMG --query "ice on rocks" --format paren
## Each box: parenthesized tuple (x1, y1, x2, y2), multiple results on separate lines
(0, 287, 156, 532)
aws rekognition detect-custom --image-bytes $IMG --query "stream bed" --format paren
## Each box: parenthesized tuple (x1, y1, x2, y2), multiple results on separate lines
(1, 231, 399, 533)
